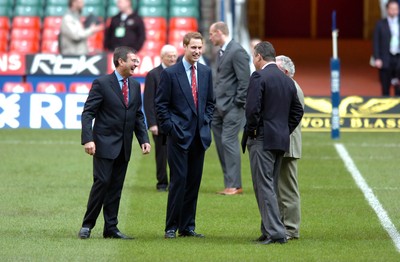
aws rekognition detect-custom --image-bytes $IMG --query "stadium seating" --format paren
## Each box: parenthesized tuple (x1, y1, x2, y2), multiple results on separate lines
(11, 28, 40, 41)
(15, 0, 44, 5)
(0, 16, 10, 30)
(169, 0, 199, 6)
(69, 82, 92, 93)
(12, 16, 41, 30)
(42, 28, 60, 41)
(139, 0, 167, 7)
(43, 16, 63, 29)
(41, 39, 59, 53)
(0, 30, 7, 51)
(3, 82, 34, 93)
(13, 6, 43, 17)
(169, 17, 198, 31)
(46, 0, 68, 6)
(44, 5, 68, 17)
(9, 39, 40, 53)
(36, 82, 66, 93)
(138, 6, 168, 18)
(169, 6, 199, 19)
(143, 17, 167, 31)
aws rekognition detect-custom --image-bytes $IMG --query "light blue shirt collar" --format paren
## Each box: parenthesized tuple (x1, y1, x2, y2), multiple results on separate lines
(114, 70, 127, 89)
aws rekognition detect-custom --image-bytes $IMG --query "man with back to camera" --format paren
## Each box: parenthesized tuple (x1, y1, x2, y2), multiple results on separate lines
(155, 32, 214, 239)
(243, 41, 303, 245)
(143, 44, 178, 192)
(78, 46, 151, 240)
(209, 21, 250, 195)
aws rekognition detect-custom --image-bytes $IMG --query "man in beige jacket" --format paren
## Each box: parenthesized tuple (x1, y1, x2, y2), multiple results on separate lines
(276, 55, 304, 240)
(60, 0, 103, 55)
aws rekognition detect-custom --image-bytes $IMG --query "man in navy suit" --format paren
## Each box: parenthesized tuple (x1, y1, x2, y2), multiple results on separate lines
(373, 0, 400, 96)
(144, 44, 178, 191)
(78, 46, 151, 240)
(243, 41, 303, 245)
(155, 32, 214, 239)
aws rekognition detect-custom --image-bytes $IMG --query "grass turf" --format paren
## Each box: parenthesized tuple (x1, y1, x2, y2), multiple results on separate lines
(0, 129, 399, 261)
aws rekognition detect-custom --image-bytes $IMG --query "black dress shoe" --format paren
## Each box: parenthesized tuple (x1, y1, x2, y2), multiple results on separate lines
(164, 230, 176, 239)
(78, 227, 91, 239)
(253, 235, 268, 242)
(258, 237, 287, 245)
(178, 230, 205, 238)
(103, 231, 134, 240)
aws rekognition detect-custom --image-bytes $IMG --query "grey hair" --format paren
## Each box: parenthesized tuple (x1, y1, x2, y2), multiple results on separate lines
(276, 55, 295, 78)
(160, 44, 177, 56)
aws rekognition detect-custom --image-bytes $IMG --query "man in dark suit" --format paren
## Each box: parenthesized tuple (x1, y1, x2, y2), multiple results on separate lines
(243, 41, 303, 245)
(143, 44, 178, 191)
(155, 32, 214, 239)
(209, 21, 250, 195)
(78, 46, 151, 240)
(373, 0, 400, 96)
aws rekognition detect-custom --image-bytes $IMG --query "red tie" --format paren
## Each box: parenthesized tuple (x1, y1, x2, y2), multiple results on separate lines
(122, 78, 128, 106)
(191, 65, 197, 108)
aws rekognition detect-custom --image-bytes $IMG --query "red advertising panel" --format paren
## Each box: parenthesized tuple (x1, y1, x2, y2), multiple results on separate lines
(0, 53, 26, 75)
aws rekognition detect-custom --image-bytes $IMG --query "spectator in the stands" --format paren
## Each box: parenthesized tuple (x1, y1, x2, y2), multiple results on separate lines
(60, 0, 103, 55)
(104, 0, 146, 52)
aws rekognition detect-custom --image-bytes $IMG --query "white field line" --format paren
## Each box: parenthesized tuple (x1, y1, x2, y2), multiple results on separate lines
(334, 143, 400, 253)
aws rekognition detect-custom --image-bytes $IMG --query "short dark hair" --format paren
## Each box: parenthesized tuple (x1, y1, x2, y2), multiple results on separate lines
(254, 41, 276, 62)
(386, 0, 398, 9)
(183, 32, 203, 46)
(113, 46, 137, 68)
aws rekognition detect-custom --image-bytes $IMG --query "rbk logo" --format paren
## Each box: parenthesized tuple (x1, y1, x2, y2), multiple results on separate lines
(29, 54, 104, 75)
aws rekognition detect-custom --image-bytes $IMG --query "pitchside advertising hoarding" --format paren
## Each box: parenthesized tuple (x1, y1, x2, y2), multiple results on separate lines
(1, 53, 400, 131)
(1, 93, 400, 131)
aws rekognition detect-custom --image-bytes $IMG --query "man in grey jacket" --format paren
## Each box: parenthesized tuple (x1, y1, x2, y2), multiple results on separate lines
(276, 55, 304, 240)
(60, 0, 103, 55)
(209, 21, 250, 195)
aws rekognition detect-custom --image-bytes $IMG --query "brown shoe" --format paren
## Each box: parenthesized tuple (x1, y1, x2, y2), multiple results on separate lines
(217, 188, 243, 195)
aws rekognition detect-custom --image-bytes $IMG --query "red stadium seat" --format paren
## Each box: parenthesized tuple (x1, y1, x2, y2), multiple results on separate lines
(36, 82, 66, 93)
(0, 16, 10, 31)
(146, 29, 167, 42)
(169, 17, 198, 31)
(3, 82, 33, 93)
(41, 39, 59, 54)
(168, 29, 190, 44)
(140, 40, 164, 53)
(9, 39, 40, 53)
(0, 39, 7, 52)
(12, 16, 41, 29)
(143, 17, 167, 31)
(168, 39, 185, 56)
(42, 28, 60, 40)
(43, 16, 62, 29)
(11, 28, 40, 41)
(87, 31, 104, 54)
(69, 82, 92, 93)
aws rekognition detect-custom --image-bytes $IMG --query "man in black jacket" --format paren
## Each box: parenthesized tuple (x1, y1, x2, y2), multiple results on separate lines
(78, 46, 151, 240)
(373, 0, 400, 96)
(143, 44, 178, 191)
(243, 41, 303, 245)
(104, 0, 145, 52)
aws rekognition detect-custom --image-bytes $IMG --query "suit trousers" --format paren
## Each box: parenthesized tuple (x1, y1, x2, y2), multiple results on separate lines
(278, 157, 301, 238)
(82, 148, 128, 233)
(211, 106, 244, 188)
(248, 139, 286, 240)
(152, 133, 168, 189)
(379, 54, 400, 96)
(165, 133, 205, 233)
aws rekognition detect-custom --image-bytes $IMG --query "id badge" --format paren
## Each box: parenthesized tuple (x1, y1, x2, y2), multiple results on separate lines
(115, 27, 126, 38)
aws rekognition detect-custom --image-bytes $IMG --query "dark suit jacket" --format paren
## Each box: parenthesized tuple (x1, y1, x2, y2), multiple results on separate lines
(155, 61, 214, 150)
(373, 16, 400, 69)
(81, 72, 149, 161)
(143, 64, 163, 131)
(245, 64, 303, 152)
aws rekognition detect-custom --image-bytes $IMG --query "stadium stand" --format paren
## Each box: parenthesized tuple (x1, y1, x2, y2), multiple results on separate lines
(36, 82, 66, 93)
(3, 82, 34, 93)
(1, 0, 201, 92)
(69, 82, 92, 93)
